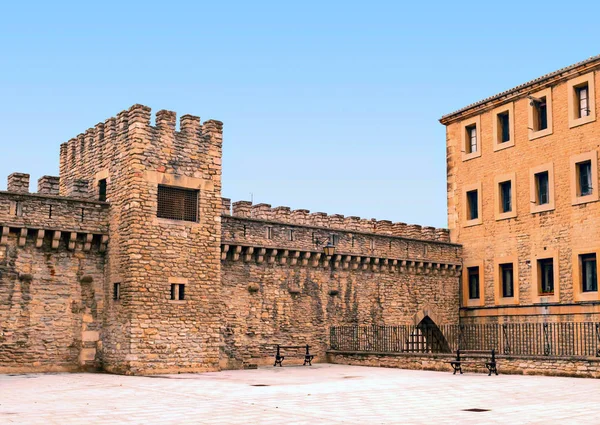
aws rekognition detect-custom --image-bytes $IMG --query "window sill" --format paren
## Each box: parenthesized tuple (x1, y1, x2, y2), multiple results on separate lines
(168, 300, 187, 304)
(574, 291, 600, 302)
(532, 294, 559, 304)
(530, 204, 555, 214)
(154, 217, 200, 227)
(493, 140, 515, 152)
(495, 297, 519, 306)
(529, 128, 552, 141)
(569, 115, 595, 129)
(496, 211, 517, 221)
(462, 151, 481, 162)
(464, 218, 482, 227)
(465, 298, 484, 307)
(572, 195, 599, 206)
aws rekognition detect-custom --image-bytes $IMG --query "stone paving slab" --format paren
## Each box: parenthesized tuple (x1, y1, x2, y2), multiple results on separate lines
(1, 364, 599, 424)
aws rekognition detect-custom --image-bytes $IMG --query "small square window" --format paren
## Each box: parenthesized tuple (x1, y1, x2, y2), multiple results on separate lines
(581, 253, 598, 293)
(467, 267, 480, 299)
(98, 179, 107, 202)
(499, 181, 512, 213)
(171, 283, 185, 301)
(535, 171, 550, 205)
(538, 259, 554, 295)
(577, 160, 593, 197)
(113, 282, 121, 301)
(466, 190, 479, 220)
(500, 263, 514, 298)
(157, 185, 198, 222)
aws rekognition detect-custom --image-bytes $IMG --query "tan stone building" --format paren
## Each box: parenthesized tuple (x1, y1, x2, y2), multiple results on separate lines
(441, 55, 600, 324)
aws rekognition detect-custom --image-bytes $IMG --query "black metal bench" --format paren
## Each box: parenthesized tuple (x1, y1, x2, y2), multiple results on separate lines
(273, 344, 314, 367)
(448, 349, 498, 376)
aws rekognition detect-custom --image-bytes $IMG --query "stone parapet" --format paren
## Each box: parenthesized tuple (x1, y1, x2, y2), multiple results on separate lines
(7, 173, 30, 193)
(226, 200, 451, 243)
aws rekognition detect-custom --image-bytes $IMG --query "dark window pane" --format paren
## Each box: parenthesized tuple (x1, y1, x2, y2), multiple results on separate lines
(539, 259, 554, 294)
(536, 172, 549, 205)
(500, 181, 512, 213)
(582, 254, 597, 292)
(468, 267, 480, 299)
(98, 179, 107, 202)
(499, 112, 510, 143)
(466, 125, 477, 153)
(578, 161, 593, 196)
(467, 190, 478, 220)
(501, 263, 514, 298)
(537, 99, 548, 130)
(157, 185, 199, 222)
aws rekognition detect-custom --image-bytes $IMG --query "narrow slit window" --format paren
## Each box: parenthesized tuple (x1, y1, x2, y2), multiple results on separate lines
(533, 97, 548, 131)
(113, 282, 121, 301)
(535, 171, 550, 205)
(577, 160, 593, 197)
(467, 266, 480, 299)
(500, 263, 514, 298)
(466, 124, 477, 154)
(98, 179, 107, 202)
(266, 226, 273, 239)
(581, 253, 597, 293)
(170, 283, 185, 300)
(577, 85, 590, 118)
(499, 181, 512, 213)
(287, 229, 294, 241)
(466, 190, 479, 220)
(157, 185, 199, 222)
(538, 259, 554, 295)
(498, 112, 510, 143)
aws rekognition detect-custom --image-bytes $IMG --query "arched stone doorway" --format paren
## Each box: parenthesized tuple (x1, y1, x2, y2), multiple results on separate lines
(405, 311, 451, 353)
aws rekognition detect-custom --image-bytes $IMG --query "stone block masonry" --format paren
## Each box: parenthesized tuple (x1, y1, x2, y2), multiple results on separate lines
(0, 104, 461, 375)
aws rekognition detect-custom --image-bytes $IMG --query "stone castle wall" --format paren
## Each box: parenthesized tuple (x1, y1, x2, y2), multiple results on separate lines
(220, 209, 461, 367)
(0, 179, 109, 372)
(58, 104, 224, 374)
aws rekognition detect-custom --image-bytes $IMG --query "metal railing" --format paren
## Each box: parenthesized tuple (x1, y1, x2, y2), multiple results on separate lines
(330, 322, 600, 358)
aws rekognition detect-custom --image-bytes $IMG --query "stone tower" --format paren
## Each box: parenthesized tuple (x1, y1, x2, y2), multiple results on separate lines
(59, 104, 223, 374)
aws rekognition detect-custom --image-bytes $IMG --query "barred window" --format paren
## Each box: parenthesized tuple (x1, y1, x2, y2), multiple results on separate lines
(157, 185, 199, 222)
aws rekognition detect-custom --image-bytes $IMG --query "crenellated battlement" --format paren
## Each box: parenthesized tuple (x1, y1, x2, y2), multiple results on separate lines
(58, 104, 223, 197)
(222, 198, 450, 242)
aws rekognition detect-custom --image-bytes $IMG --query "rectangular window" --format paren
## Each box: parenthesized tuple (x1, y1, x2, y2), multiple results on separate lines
(157, 185, 198, 222)
(170, 283, 185, 300)
(266, 226, 273, 239)
(287, 229, 294, 241)
(330, 234, 339, 246)
(500, 181, 512, 213)
(98, 179, 107, 202)
(538, 259, 554, 295)
(466, 125, 477, 154)
(500, 263, 514, 298)
(467, 266, 480, 299)
(581, 253, 598, 292)
(113, 282, 121, 300)
(466, 190, 479, 220)
(577, 160, 593, 197)
(535, 171, 549, 205)
(498, 112, 510, 143)
(533, 97, 548, 131)
(577, 85, 590, 118)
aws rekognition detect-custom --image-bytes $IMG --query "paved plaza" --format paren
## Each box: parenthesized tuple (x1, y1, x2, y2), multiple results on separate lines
(1, 364, 598, 424)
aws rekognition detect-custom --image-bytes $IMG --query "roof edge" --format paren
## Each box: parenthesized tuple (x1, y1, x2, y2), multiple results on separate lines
(439, 54, 600, 125)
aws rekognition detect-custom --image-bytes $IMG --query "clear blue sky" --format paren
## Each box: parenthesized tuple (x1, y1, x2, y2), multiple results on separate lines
(1, 1, 598, 228)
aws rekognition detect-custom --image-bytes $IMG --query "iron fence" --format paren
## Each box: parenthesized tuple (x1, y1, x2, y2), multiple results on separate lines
(330, 322, 600, 358)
